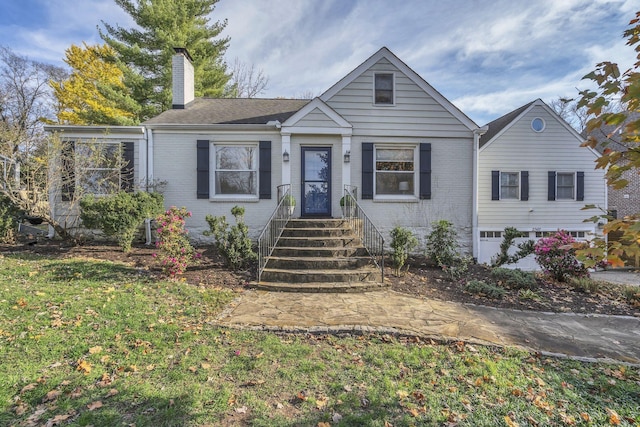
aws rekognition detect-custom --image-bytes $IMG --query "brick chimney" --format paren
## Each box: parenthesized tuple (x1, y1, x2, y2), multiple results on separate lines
(172, 47, 194, 109)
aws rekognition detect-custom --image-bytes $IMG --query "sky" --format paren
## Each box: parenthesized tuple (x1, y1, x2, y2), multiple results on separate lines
(1, 0, 638, 125)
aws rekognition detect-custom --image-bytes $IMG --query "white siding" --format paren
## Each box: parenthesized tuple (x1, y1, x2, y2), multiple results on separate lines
(477, 103, 606, 267)
(325, 58, 472, 138)
(294, 108, 342, 128)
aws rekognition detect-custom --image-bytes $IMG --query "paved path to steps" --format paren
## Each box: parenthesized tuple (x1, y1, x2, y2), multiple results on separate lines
(215, 290, 640, 365)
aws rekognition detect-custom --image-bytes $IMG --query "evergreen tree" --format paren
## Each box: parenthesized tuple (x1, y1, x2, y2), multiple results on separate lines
(100, 0, 231, 120)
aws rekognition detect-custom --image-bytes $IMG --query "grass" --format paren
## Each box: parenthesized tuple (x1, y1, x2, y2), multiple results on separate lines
(1, 253, 639, 426)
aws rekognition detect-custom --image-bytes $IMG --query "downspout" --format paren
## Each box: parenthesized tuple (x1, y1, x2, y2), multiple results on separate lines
(145, 127, 154, 245)
(472, 126, 488, 260)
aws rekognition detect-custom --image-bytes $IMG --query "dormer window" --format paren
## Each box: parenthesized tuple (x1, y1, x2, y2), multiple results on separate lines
(374, 73, 394, 105)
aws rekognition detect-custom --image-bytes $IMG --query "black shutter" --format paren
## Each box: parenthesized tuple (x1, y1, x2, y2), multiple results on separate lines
(121, 142, 134, 192)
(61, 141, 75, 201)
(491, 171, 500, 200)
(419, 143, 431, 199)
(362, 142, 373, 199)
(520, 171, 529, 201)
(548, 171, 556, 201)
(259, 141, 271, 199)
(196, 140, 209, 199)
(576, 171, 584, 201)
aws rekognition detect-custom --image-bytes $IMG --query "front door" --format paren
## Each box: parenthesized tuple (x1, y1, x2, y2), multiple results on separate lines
(301, 147, 331, 217)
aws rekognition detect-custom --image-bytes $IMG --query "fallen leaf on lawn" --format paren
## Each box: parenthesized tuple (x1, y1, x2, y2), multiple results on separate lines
(384, 421, 394, 427)
(106, 389, 118, 397)
(534, 377, 546, 387)
(408, 407, 420, 417)
(297, 390, 308, 401)
(317, 423, 330, 427)
(396, 390, 409, 399)
(43, 389, 61, 402)
(235, 405, 247, 414)
(21, 383, 38, 394)
(504, 415, 519, 427)
(145, 364, 155, 371)
(580, 412, 590, 422)
(100, 355, 110, 363)
(46, 413, 73, 425)
(315, 396, 328, 410)
(606, 408, 621, 425)
(332, 412, 343, 423)
(188, 366, 197, 373)
(88, 346, 102, 354)
(275, 402, 284, 409)
(69, 387, 83, 398)
(200, 362, 211, 369)
(76, 360, 92, 375)
(14, 402, 29, 416)
(87, 400, 103, 411)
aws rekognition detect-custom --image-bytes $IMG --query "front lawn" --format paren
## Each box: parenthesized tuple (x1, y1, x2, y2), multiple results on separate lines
(1, 254, 638, 426)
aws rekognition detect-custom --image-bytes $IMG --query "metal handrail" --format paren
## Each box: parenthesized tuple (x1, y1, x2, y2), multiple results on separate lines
(342, 185, 384, 281)
(256, 184, 293, 282)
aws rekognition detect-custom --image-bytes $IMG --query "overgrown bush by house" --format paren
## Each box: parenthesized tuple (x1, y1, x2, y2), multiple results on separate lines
(80, 191, 164, 252)
(490, 268, 537, 290)
(464, 280, 505, 299)
(204, 206, 257, 271)
(534, 230, 588, 282)
(425, 220, 459, 268)
(390, 226, 418, 276)
(0, 195, 20, 243)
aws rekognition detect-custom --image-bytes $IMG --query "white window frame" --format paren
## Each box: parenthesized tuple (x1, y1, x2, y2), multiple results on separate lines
(556, 172, 575, 200)
(211, 143, 259, 200)
(373, 145, 418, 200)
(373, 72, 395, 106)
(500, 171, 520, 200)
(76, 140, 122, 196)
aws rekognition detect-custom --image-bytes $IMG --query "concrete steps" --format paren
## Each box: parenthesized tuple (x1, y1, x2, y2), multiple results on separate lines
(255, 218, 385, 293)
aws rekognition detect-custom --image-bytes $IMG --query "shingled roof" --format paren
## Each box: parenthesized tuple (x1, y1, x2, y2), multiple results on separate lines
(479, 100, 535, 148)
(143, 98, 310, 125)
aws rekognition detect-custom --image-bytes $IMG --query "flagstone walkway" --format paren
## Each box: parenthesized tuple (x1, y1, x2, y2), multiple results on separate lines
(215, 290, 640, 365)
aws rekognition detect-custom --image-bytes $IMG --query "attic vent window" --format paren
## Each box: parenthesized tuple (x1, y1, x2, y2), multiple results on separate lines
(374, 73, 394, 105)
(531, 117, 545, 132)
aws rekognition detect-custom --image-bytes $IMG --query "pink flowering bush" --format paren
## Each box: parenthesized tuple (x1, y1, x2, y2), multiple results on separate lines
(534, 230, 588, 282)
(154, 206, 200, 278)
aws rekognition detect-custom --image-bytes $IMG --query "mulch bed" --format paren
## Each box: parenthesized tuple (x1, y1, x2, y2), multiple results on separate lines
(1, 241, 638, 317)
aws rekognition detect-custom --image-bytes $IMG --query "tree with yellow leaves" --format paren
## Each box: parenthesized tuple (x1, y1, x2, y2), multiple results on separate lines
(50, 43, 140, 126)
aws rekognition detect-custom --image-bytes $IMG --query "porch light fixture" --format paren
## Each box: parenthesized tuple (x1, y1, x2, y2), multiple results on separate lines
(344, 150, 351, 163)
(282, 150, 289, 162)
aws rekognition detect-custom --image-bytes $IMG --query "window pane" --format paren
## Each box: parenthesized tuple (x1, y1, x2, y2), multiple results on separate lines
(376, 148, 413, 161)
(77, 143, 120, 169)
(375, 74, 393, 104)
(216, 146, 255, 170)
(215, 171, 256, 194)
(501, 172, 518, 186)
(376, 172, 414, 195)
(557, 173, 574, 199)
(304, 150, 330, 181)
(500, 172, 519, 199)
(80, 170, 119, 194)
(557, 173, 574, 186)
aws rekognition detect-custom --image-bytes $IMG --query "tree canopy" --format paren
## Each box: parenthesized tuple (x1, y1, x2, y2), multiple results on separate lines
(100, 0, 231, 120)
(577, 11, 640, 267)
(50, 43, 140, 126)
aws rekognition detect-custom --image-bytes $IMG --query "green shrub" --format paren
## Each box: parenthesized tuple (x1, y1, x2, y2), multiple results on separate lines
(442, 256, 473, 281)
(569, 277, 603, 294)
(492, 227, 535, 267)
(623, 286, 640, 305)
(519, 289, 542, 301)
(491, 268, 537, 290)
(80, 191, 164, 252)
(204, 206, 257, 271)
(390, 226, 418, 276)
(464, 280, 505, 299)
(0, 195, 20, 243)
(426, 220, 459, 268)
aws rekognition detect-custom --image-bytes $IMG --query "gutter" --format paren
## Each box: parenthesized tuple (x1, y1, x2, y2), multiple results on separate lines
(472, 126, 489, 260)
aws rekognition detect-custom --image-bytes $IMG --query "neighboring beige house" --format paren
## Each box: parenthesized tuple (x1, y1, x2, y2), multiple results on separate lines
(46, 47, 482, 253)
(477, 99, 607, 269)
